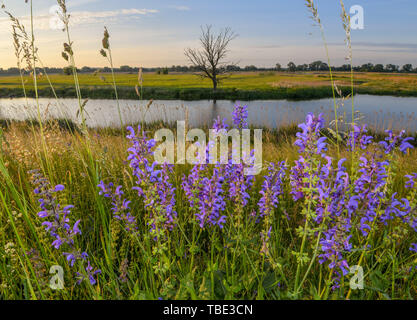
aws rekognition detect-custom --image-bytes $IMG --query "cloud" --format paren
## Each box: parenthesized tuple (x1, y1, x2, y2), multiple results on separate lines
(0, 8, 158, 32)
(67, 0, 101, 8)
(329, 41, 417, 51)
(352, 42, 417, 49)
(172, 6, 191, 11)
(250, 44, 282, 49)
(68, 8, 158, 23)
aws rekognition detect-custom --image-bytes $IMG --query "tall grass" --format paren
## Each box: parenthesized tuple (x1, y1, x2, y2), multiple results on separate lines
(100, 26, 124, 133)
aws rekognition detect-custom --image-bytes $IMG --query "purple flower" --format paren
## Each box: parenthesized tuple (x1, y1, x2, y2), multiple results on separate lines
(126, 126, 177, 239)
(76, 260, 102, 285)
(258, 162, 287, 257)
(29, 170, 100, 285)
(348, 124, 373, 151)
(98, 181, 138, 233)
(226, 162, 254, 208)
(182, 165, 227, 229)
(54, 185, 65, 192)
(294, 113, 327, 156)
(405, 173, 417, 189)
(232, 103, 249, 129)
(213, 116, 229, 131)
(379, 130, 414, 154)
(258, 162, 287, 218)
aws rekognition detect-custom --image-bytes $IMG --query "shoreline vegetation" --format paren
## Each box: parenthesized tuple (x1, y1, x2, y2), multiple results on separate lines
(2, 115, 417, 300)
(1, 72, 417, 100)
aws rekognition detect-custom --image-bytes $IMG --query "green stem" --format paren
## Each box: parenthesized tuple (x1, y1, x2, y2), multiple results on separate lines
(107, 49, 124, 134)
(293, 212, 310, 297)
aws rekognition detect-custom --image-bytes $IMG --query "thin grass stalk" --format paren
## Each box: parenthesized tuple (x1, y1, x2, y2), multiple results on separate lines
(57, 0, 113, 270)
(305, 0, 340, 155)
(28, 0, 55, 184)
(100, 27, 124, 133)
(36, 57, 75, 133)
(340, 0, 356, 170)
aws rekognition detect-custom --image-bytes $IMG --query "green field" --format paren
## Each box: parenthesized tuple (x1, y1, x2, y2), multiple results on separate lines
(1, 71, 417, 100)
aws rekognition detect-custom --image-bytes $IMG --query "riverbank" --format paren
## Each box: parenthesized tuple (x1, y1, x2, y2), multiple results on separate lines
(3, 85, 417, 101)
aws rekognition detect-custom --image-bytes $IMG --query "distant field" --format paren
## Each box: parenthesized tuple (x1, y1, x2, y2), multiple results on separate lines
(1, 71, 417, 100)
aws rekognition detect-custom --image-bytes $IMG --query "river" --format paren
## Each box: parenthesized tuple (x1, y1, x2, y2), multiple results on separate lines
(1, 95, 417, 131)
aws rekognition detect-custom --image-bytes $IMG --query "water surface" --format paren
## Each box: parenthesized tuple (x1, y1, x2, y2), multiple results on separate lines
(1, 95, 416, 131)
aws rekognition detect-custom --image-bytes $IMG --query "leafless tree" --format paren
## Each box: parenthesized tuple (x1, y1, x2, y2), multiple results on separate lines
(185, 25, 237, 93)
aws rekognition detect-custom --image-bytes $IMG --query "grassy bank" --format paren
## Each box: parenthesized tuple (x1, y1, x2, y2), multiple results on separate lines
(1, 72, 417, 100)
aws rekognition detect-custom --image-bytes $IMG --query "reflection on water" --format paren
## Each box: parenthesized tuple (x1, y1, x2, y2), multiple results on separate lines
(0, 95, 417, 132)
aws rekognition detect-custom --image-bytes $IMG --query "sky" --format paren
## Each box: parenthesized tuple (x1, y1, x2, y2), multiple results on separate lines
(0, 0, 416, 69)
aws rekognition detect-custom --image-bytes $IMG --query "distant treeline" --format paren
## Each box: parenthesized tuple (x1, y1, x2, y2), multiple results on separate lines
(0, 60, 416, 75)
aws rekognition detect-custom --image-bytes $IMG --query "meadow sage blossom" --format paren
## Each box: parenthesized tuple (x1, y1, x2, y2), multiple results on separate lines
(405, 173, 417, 189)
(126, 125, 177, 238)
(232, 103, 249, 129)
(225, 107, 254, 209)
(30, 170, 101, 285)
(258, 161, 287, 257)
(226, 162, 254, 207)
(183, 165, 227, 229)
(380, 130, 414, 154)
(317, 159, 353, 280)
(98, 181, 137, 233)
(291, 114, 355, 284)
(213, 115, 229, 131)
(404, 173, 417, 252)
(125, 125, 177, 275)
(294, 112, 327, 156)
(258, 161, 287, 218)
(183, 112, 254, 230)
(348, 124, 373, 151)
(353, 155, 389, 236)
(290, 113, 329, 206)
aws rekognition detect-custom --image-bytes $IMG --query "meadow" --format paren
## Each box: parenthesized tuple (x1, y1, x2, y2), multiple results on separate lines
(1, 71, 417, 100)
(1, 114, 417, 300)
(1, 0, 417, 301)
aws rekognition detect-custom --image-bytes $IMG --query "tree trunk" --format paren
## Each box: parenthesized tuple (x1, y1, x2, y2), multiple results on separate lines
(212, 77, 217, 91)
(212, 77, 217, 103)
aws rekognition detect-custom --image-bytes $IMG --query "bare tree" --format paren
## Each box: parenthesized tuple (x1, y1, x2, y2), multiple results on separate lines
(185, 25, 237, 93)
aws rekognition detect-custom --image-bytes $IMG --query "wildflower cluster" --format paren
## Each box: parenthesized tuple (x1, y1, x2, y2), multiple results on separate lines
(258, 161, 287, 257)
(289, 112, 417, 289)
(404, 174, 417, 255)
(232, 103, 249, 129)
(126, 125, 177, 274)
(182, 103, 255, 231)
(126, 126, 177, 237)
(30, 170, 101, 285)
(347, 124, 373, 151)
(98, 182, 137, 233)
(183, 164, 227, 229)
